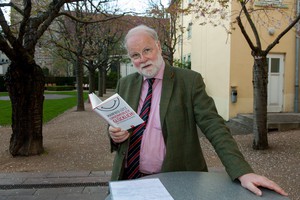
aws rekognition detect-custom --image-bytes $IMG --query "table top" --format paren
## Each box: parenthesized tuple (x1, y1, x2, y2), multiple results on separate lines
(107, 171, 290, 200)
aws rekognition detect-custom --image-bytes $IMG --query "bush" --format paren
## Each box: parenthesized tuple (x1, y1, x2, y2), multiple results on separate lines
(46, 85, 74, 91)
(0, 75, 6, 92)
(106, 72, 119, 89)
(45, 76, 77, 86)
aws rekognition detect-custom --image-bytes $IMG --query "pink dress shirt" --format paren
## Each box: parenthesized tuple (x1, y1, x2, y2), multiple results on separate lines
(138, 64, 166, 174)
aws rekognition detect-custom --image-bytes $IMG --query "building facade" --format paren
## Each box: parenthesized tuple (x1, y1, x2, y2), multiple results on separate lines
(0, 51, 10, 75)
(174, 0, 300, 120)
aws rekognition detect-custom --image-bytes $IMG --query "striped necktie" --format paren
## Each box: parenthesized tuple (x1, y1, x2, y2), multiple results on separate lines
(126, 78, 155, 179)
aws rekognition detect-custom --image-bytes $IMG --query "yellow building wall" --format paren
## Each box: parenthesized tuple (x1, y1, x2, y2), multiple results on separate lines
(174, 0, 298, 119)
(192, 23, 232, 119)
(229, 0, 297, 117)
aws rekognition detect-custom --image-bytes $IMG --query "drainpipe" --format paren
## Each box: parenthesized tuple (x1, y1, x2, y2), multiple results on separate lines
(180, 0, 184, 63)
(295, 0, 300, 112)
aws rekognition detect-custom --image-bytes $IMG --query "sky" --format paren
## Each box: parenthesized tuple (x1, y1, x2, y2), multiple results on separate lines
(111, 0, 170, 13)
(0, 0, 9, 21)
(0, 0, 171, 21)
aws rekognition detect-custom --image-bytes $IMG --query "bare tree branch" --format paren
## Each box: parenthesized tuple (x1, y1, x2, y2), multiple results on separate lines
(18, 0, 32, 43)
(57, 12, 125, 24)
(236, 15, 256, 51)
(0, 8, 18, 59)
(240, 0, 262, 50)
(265, 13, 300, 53)
(0, 2, 24, 16)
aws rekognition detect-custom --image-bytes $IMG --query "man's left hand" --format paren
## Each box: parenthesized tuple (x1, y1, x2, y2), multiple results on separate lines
(238, 173, 288, 196)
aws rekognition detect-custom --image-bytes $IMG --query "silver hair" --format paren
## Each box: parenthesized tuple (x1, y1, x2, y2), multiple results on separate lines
(124, 25, 159, 50)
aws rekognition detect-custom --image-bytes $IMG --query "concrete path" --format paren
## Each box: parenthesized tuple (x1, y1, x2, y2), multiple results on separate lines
(0, 171, 111, 200)
(0, 90, 299, 200)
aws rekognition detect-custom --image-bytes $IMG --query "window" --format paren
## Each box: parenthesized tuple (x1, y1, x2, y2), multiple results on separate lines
(186, 54, 191, 69)
(254, 0, 287, 8)
(270, 58, 280, 73)
(187, 22, 192, 39)
(179, 35, 183, 45)
(187, 54, 191, 62)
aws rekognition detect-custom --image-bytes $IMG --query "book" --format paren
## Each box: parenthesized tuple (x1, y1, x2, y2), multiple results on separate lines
(88, 93, 144, 130)
(109, 178, 174, 200)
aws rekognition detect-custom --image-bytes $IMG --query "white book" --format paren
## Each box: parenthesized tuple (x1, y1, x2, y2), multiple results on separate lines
(88, 93, 144, 130)
(109, 178, 174, 200)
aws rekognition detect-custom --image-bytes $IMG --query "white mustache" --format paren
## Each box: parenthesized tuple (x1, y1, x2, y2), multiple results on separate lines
(140, 62, 153, 68)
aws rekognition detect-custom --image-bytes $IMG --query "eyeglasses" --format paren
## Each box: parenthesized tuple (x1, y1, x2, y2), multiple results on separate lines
(129, 47, 154, 61)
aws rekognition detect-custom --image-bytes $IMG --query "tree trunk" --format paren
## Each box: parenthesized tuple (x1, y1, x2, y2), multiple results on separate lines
(98, 67, 103, 97)
(76, 56, 85, 111)
(88, 68, 96, 94)
(5, 61, 45, 156)
(252, 55, 269, 150)
(102, 68, 106, 94)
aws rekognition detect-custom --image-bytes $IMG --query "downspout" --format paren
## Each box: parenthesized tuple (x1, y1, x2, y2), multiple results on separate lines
(180, 0, 184, 63)
(295, 0, 300, 112)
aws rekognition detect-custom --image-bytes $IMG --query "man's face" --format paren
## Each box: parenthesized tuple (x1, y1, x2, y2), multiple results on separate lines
(126, 32, 164, 78)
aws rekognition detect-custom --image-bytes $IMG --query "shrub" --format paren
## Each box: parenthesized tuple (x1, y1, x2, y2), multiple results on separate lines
(0, 75, 6, 92)
(46, 85, 74, 91)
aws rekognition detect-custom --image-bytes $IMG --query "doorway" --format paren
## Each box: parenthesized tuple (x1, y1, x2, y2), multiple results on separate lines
(267, 54, 284, 112)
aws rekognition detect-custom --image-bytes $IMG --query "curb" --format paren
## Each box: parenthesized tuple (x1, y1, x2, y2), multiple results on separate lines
(0, 171, 111, 190)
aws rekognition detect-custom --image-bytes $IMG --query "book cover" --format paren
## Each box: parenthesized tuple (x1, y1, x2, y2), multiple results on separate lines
(89, 93, 144, 130)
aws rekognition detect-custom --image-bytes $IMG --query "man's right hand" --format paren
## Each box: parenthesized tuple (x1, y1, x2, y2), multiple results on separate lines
(108, 126, 130, 143)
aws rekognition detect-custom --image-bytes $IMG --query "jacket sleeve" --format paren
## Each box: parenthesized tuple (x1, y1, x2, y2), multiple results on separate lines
(192, 73, 254, 180)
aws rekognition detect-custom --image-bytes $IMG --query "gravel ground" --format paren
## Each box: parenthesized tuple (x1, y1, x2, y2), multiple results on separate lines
(0, 91, 299, 199)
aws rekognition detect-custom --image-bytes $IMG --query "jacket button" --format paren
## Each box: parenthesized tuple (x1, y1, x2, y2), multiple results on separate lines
(122, 151, 126, 155)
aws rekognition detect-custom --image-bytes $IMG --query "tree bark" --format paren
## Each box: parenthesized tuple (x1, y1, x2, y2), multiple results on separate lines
(88, 68, 96, 94)
(5, 61, 45, 156)
(102, 67, 106, 94)
(88, 60, 96, 94)
(98, 67, 103, 97)
(76, 56, 85, 111)
(252, 55, 269, 150)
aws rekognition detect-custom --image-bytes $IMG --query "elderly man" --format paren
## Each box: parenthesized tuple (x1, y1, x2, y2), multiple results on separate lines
(108, 24, 287, 197)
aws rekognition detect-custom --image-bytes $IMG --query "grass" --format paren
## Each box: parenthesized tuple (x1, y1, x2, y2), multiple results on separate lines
(0, 91, 88, 126)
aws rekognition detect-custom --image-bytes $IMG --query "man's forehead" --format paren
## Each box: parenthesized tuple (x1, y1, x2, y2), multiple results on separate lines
(127, 34, 155, 50)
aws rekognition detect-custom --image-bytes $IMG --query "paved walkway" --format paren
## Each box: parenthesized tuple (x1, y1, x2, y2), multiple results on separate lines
(0, 90, 299, 200)
(0, 94, 73, 101)
(0, 168, 229, 200)
(0, 171, 111, 200)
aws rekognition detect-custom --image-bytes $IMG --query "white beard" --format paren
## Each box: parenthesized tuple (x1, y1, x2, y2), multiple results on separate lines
(138, 55, 164, 78)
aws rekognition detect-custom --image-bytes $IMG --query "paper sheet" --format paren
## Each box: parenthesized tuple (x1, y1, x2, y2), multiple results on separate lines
(109, 178, 174, 200)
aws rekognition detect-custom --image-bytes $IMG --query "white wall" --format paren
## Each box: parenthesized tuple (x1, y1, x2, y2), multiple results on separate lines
(120, 62, 138, 77)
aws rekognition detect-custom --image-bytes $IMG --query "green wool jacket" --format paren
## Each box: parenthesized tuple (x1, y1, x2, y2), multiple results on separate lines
(110, 64, 253, 181)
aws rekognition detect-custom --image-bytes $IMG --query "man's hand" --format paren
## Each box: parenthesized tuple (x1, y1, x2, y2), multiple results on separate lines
(238, 173, 288, 196)
(108, 126, 130, 143)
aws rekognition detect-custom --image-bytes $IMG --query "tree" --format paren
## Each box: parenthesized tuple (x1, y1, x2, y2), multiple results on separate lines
(0, 0, 81, 156)
(147, 0, 184, 66)
(235, 0, 300, 149)
(83, 17, 124, 97)
(186, 0, 300, 149)
(47, 2, 125, 97)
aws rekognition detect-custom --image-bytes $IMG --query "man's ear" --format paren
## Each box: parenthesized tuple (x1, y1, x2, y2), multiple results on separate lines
(156, 41, 162, 52)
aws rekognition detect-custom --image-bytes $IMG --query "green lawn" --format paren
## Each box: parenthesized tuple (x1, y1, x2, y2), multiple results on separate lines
(0, 91, 88, 126)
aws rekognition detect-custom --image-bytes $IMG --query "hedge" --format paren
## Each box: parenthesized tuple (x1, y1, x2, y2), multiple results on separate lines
(0, 75, 6, 92)
(46, 85, 75, 91)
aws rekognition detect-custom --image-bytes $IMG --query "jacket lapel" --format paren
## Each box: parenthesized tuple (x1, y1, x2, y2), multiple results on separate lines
(128, 74, 143, 112)
(160, 65, 175, 129)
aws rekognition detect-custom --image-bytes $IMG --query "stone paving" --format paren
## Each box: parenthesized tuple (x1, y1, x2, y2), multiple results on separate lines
(0, 90, 299, 200)
(0, 171, 111, 200)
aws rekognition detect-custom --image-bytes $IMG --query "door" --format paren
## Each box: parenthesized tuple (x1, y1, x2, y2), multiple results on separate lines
(267, 54, 284, 112)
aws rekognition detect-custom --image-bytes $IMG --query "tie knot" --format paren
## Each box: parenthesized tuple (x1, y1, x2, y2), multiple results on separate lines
(147, 78, 155, 86)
